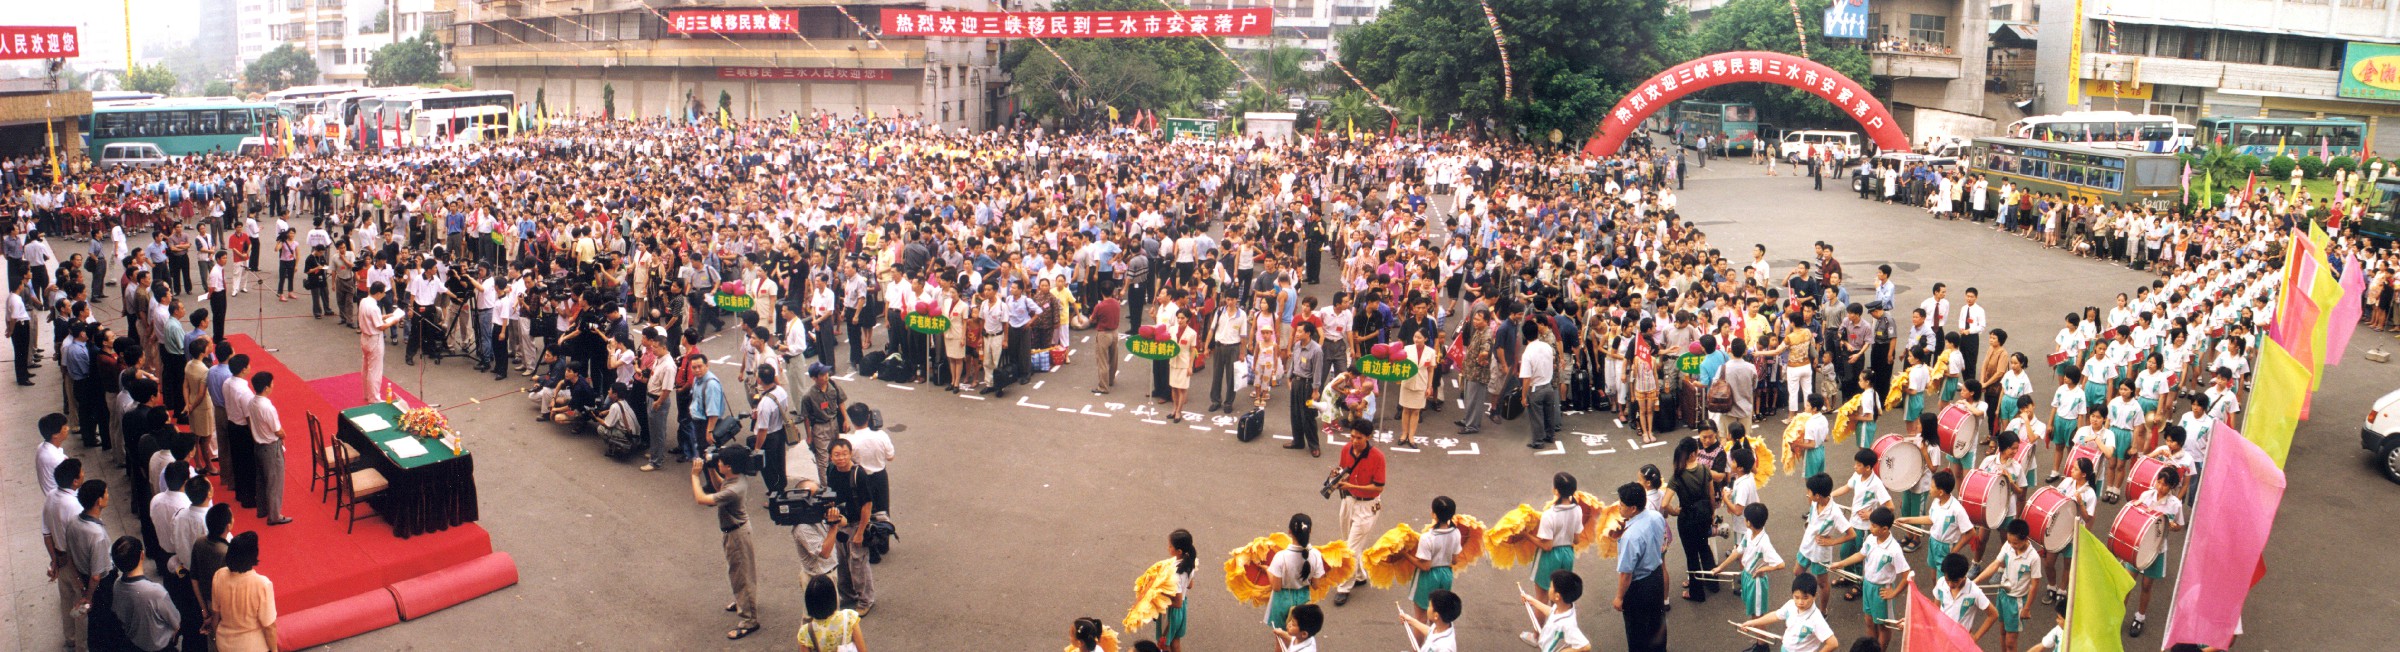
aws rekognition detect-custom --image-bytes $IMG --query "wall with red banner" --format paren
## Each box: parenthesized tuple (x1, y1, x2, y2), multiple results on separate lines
(879, 8, 1271, 38)
(667, 9, 801, 35)
(0, 26, 80, 60)
(717, 67, 894, 82)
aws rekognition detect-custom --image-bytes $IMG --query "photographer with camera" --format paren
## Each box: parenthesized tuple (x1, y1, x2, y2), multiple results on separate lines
(689, 445, 761, 640)
(823, 439, 878, 615)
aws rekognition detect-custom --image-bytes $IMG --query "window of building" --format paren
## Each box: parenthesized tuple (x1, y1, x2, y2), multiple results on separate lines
(285, 0, 303, 10)
(2149, 85, 2201, 125)
(1989, 4, 2012, 20)
(2219, 33, 2266, 64)
(319, 20, 343, 38)
(329, 48, 346, 65)
(321, 0, 341, 7)
(1907, 14, 1948, 48)
(2274, 37, 2327, 69)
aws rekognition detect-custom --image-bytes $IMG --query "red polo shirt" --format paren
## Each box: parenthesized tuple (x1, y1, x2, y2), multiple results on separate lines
(1339, 443, 1386, 501)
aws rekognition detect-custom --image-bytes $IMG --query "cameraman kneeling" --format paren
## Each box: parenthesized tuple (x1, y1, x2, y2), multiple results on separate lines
(691, 447, 762, 640)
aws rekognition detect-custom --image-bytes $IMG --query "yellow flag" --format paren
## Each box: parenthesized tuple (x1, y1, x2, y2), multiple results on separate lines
(1108, 105, 1120, 123)
(2309, 220, 2336, 389)
(2067, 525, 2136, 652)
(2066, 0, 2085, 106)
(2244, 336, 2307, 467)
(2276, 135, 2288, 158)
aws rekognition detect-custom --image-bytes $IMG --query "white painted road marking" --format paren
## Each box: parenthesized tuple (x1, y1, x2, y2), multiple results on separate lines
(1017, 396, 1054, 410)
(1448, 442, 1481, 455)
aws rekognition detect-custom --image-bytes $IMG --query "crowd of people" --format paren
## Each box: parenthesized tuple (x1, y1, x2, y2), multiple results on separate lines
(8, 105, 2358, 650)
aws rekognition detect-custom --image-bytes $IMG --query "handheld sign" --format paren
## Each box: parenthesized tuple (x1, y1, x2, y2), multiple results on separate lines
(1127, 336, 1181, 361)
(905, 313, 951, 334)
(1678, 353, 1703, 376)
(1354, 356, 1419, 382)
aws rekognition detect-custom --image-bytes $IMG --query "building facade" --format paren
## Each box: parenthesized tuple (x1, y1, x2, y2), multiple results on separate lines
(1186, 0, 1390, 52)
(450, 1, 999, 130)
(2035, 0, 2400, 151)
(237, 0, 456, 85)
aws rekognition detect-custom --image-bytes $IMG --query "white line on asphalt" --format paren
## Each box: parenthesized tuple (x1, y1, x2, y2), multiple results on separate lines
(1056, 407, 1078, 412)
(835, 373, 857, 382)
(1079, 405, 1113, 417)
(1391, 444, 1421, 453)
(1636, 440, 1669, 449)
(1190, 425, 1213, 431)
(1589, 448, 1616, 455)
(885, 383, 915, 391)
(1124, 353, 1134, 362)
(1456, 398, 1466, 409)
(1536, 446, 1565, 456)
(1017, 396, 1054, 410)
(1034, 380, 1045, 390)
(1143, 418, 1168, 425)
(1082, 336, 1091, 344)
(1273, 435, 1293, 440)
(957, 394, 986, 400)
(1449, 443, 1481, 455)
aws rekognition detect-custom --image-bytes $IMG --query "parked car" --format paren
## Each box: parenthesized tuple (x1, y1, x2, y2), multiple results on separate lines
(2364, 387, 2400, 482)
(96, 142, 170, 168)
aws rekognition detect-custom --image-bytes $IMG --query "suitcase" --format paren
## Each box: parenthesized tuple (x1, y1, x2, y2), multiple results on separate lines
(1237, 408, 1265, 442)
(875, 353, 910, 382)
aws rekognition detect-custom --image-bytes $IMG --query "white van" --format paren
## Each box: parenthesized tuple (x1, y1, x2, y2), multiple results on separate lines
(1779, 130, 1860, 162)
(97, 142, 170, 168)
(236, 136, 269, 157)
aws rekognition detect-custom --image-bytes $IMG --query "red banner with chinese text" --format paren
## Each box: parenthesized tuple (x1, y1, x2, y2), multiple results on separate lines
(879, 8, 1272, 38)
(667, 10, 801, 35)
(717, 67, 896, 82)
(0, 26, 80, 60)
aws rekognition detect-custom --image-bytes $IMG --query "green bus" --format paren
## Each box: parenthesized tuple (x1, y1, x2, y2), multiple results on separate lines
(1671, 100, 1760, 156)
(1967, 137, 2184, 211)
(80, 99, 275, 157)
(2195, 117, 2366, 159)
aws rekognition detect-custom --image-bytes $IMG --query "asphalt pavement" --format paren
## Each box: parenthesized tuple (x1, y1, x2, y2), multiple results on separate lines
(6, 153, 2397, 651)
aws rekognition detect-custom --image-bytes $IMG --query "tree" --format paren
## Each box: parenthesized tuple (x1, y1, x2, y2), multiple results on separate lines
(367, 31, 444, 87)
(603, 83, 616, 121)
(1252, 44, 1312, 96)
(1689, 0, 1873, 126)
(244, 43, 320, 92)
(1339, 0, 1679, 141)
(124, 62, 177, 96)
(362, 7, 391, 34)
(1002, 0, 1238, 125)
(202, 80, 236, 97)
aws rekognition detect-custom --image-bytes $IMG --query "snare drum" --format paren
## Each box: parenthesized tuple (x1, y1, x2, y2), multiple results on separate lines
(2020, 486, 2078, 551)
(2066, 445, 2104, 478)
(2108, 504, 2169, 568)
(1937, 404, 1979, 459)
(1872, 435, 1927, 496)
(2125, 456, 2170, 500)
(1959, 469, 2016, 529)
(2047, 350, 2073, 367)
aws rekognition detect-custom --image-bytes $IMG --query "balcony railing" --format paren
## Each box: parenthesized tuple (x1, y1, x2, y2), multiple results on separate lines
(453, 37, 925, 69)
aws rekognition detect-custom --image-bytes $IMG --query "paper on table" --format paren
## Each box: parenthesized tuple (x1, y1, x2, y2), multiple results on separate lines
(349, 413, 393, 433)
(386, 436, 429, 459)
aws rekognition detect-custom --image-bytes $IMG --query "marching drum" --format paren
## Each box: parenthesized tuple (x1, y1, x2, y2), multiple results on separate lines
(1959, 469, 2016, 529)
(1937, 404, 1980, 458)
(2020, 486, 2078, 551)
(1873, 435, 1927, 496)
(2108, 504, 2170, 568)
(2067, 445, 2104, 477)
(2125, 456, 2170, 500)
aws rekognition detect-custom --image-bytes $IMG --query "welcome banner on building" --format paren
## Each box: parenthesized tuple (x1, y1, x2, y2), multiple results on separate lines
(0, 25, 79, 60)
(668, 9, 802, 35)
(879, 8, 1272, 38)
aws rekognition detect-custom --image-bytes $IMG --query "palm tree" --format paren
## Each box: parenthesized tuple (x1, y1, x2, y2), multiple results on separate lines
(1254, 45, 1310, 95)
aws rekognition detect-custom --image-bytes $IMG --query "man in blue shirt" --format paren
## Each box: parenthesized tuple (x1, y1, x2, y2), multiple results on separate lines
(684, 356, 728, 461)
(1614, 482, 1668, 652)
(63, 325, 98, 444)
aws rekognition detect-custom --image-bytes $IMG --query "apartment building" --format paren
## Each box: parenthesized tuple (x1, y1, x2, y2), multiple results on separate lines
(238, 0, 456, 85)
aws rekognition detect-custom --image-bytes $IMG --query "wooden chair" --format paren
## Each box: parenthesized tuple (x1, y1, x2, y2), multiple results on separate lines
(306, 414, 358, 500)
(332, 436, 389, 533)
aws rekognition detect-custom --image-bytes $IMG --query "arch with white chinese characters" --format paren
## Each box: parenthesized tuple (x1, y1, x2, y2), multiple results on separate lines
(1582, 50, 1908, 157)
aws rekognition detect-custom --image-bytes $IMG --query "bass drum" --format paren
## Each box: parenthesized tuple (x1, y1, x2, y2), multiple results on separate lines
(1872, 435, 1927, 497)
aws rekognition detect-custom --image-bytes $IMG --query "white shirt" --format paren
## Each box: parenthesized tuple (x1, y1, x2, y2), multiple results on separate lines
(1532, 606, 1589, 652)
(1801, 501, 1849, 564)
(1415, 526, 1462, 567)
(842, 428, 895, 474)
(1412, 627, 1457, 652)
(168, 502, 210, 573)
(1774, 601, 1836, 652)
(1926, 495, 1970, 545)
(1992, 541, 2042, 598)
(1536, 502, 1582, 548)
(36, 440, 66, 494)
(222, 378, 256, 426)
(1740, 530, 1784, 574)
(1520, 338, 1557, 387)
(1957, 303, 1986, 334)
(360, 298, 391, 338)
(1935, 578, 1991, 629)
(250, 394, 283, 443)
(1858, 531, 1911, 585)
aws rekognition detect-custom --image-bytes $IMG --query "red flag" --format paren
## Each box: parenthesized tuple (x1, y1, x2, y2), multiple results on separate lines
(2240, 172, 2257, 204)
(1902, 583, 1981, 652)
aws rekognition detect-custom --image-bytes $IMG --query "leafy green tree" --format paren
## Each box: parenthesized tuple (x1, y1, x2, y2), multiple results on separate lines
(363, 7, 391, 34)
(603, 83, 617, 121)
(202, 80, 236, 97)
(367, 31, 444, 87)
(1253, 44, 1312, 95)
(1002, 0, 1238, 126)
(1338, 0, 1678, 141)
(1690, 0, 1873, 126)
(124, 62, 178, 96)
(244, 43, 320, 92)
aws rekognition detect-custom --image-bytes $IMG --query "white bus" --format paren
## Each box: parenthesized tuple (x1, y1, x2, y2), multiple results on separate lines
(2002, 111, 2184, 152)
(363, 90, 516, 147)
(409, 106, 514, 148)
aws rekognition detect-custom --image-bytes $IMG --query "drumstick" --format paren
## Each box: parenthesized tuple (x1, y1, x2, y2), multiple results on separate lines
(1728, 620, 1778, 644)
(1832, 568, 1864, 585)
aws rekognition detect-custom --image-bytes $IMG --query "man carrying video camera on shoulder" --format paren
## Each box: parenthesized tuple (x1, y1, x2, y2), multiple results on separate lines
(690, 441, 763, 640)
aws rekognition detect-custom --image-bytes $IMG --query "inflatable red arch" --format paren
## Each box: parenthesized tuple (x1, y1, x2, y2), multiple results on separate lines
(1582, 50, 1909, 157)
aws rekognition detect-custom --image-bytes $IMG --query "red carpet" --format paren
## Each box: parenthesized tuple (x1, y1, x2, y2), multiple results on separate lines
(220, 335, 516, 649)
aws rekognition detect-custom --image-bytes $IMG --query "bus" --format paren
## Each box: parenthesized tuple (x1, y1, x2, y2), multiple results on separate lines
(1968, 137, 2184, 211)
(362, 90, 515, 147)
(80, 99, 274, 157)
(2196, 117, 2367, 159)
(408, 106, 514, 148)
(1670, 101, 1760, 156)
(2002, 111, 2183, 152)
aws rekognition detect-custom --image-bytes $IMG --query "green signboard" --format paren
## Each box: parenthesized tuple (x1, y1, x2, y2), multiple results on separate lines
(2338, 42, 2400, 101)
(1127, 336, 1181, 361)
(714, 291, 755, 312)
(1677, 353, 1702, 376)
(1163, 117, 1219, 142)
(1354, 356, 1420, 382)
(905, 313, 951, 334)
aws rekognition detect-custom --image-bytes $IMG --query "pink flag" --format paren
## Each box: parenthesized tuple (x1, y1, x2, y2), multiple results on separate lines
(1903, 582, 1983, 652)
(2269, 277, 2319, 368)
(2161, 425, 2286, 649)
(2326, 252, 2367, 364)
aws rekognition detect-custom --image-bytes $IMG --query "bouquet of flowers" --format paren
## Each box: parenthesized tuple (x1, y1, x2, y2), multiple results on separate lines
(396, 407, 451, 440)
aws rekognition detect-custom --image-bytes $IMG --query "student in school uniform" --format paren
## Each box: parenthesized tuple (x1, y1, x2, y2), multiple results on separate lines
(2027, 601, 2069, 652)
(1825, 506, 1911, 647)
(1395, 589, 1461, 652)
(1934, 553, 1997, 640)
(1897, 470, 1971, 573)
(1737, 573, 1838, 652)
(1265, 514, 1326, 629)
(1900, 347, 1932, 437)
(2103, 382, 2145, 502)
(1510, 474, 1572, 593)
(1154, 530, 1196, 652)
(1515, 570, 1592, 652)
(2041, 458, 2100, 605)
(1827, 449, 1892, 565)
(1795, 394, 1831, 479)
(1797, 474, 1850, 598)
(1271, 604, 1324, 652)
(2046, 366, 2088, 483)
(1404, 498, 1465, 620)
(2145, 425, 2197, 502)
(2122, 467, 2187, 638)
(1974, 519, 2044, 652)
(1710, 503, 1786, 620)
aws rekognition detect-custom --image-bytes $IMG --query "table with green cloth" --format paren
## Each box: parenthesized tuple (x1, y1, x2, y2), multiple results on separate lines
(336, 402, 480, 538)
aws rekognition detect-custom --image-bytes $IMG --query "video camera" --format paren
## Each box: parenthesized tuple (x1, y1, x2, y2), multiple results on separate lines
(766, 485, 840, 526)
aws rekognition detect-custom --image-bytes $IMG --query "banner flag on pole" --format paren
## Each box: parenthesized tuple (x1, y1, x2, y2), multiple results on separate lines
(2160, 427, 2285, 649)
(2067, 525, 2137, 652)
